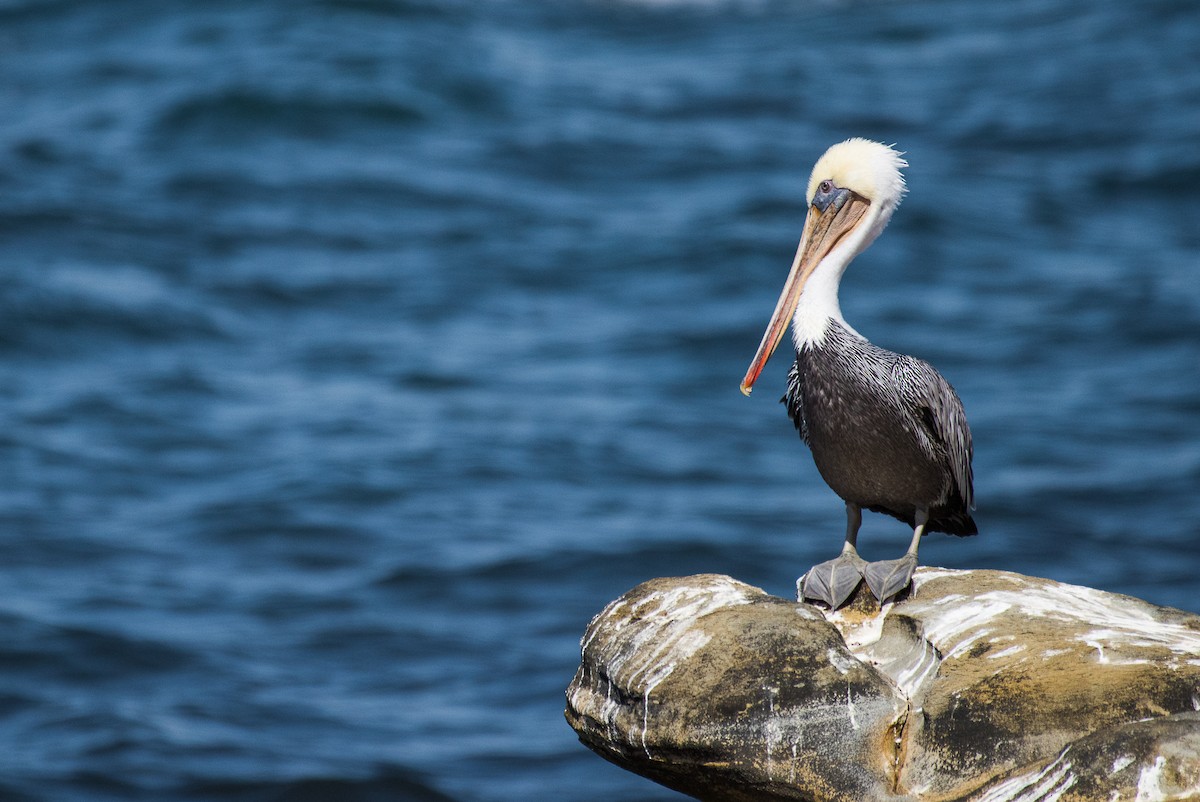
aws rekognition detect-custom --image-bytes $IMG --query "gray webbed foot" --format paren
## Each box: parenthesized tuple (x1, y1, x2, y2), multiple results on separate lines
(800, 552, 866, 609)
(863, 554, 919, 605)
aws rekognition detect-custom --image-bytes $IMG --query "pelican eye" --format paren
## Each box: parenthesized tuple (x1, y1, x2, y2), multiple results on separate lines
(811, 179, 840, 212)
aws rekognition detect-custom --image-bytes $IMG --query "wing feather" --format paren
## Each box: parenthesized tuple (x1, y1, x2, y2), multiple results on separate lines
(782, 358, 809, 444)
(892, 355, 974, 510)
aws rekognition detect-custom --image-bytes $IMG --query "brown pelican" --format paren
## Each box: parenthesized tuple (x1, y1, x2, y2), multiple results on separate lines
(740, 138, 975, 608)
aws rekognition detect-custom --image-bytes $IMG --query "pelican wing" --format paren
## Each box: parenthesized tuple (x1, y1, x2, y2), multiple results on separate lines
(782, 358, 810, 444)
(892, 355, 974, 511)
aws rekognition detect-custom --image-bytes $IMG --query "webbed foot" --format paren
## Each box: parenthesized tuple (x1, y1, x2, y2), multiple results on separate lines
(863, 554, 918, 605)
(800, 552, 866, 609)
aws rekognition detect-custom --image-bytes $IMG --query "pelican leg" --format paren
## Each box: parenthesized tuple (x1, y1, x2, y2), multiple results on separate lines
(800, 503, 866, 608)
(863, 509, 927, 605)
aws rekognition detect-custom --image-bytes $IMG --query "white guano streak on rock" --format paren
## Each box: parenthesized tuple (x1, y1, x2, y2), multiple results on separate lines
(970, 746, 1076, 802)
(1083, 638, 1108, 665)
(1135, 755, 1166, 802)
(826, 647, 856, 675)
(917, 578, 1200, 664)
(825, 600, 937, 700)
(910, 568, 959, 590)
(697, 699, 881, 756)
(826, 605, 886, 650)
(886, 638, 939, 700)
(988, 643, 1027, 660)
(581, 595, 630, 652)
(764, 686, 780, 777)
(1135, 752, 1200, 801)
(1006, 583, 1200, 656)
(619, 585, 748, 688)
(915, 593, 1009, 660)
(1111, 754, 1134, 774)
(588, 579, 757, 758)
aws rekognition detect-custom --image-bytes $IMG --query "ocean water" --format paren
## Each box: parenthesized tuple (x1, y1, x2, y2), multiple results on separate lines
(1, 0, 1198, 799)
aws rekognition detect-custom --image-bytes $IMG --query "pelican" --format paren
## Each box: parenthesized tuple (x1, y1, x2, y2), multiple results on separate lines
(740, 138, 975, 609)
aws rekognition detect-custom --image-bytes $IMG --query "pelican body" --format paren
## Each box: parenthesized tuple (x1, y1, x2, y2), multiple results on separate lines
(741, 139, 975, 608)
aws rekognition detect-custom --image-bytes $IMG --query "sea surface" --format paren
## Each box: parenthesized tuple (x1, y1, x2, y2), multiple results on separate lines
(1, 0, 1198, 799)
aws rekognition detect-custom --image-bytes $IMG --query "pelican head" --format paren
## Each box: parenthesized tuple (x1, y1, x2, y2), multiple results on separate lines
(740, 138, 907, 395)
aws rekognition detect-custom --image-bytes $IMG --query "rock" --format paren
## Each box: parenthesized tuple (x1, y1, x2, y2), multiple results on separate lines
(565, 570, 1200, 801)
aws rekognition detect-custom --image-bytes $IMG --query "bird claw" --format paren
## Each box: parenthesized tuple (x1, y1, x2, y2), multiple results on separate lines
(863, 554, 919, 605)
(800, 552, 866, 609)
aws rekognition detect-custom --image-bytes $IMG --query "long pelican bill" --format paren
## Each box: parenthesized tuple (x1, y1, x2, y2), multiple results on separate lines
(739, 193, 870, 395)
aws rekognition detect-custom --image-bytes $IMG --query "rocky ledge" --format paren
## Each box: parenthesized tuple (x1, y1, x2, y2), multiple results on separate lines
(565, 570, 1200, 801)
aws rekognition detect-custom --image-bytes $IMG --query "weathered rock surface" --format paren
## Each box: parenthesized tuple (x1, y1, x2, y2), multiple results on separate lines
(565, 570, 1200, 801)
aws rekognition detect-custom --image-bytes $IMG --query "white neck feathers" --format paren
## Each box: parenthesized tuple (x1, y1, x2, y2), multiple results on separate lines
(790, 199, 896, 350)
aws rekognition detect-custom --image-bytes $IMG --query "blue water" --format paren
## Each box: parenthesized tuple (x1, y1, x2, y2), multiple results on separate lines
(1, 0, 1198, 799)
